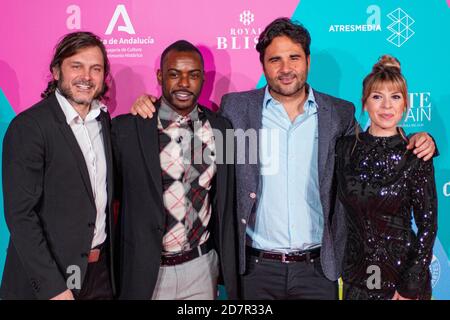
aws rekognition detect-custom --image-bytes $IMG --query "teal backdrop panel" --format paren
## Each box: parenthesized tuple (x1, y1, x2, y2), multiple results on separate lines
(257, 0, 450, 300)
(289, 0, 450, 299)
(0, 88, 16, 281)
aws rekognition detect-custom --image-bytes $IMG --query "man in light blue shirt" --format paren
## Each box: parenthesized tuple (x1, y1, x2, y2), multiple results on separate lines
(247, 86, 324, 253)
(219, 18, 435, 300)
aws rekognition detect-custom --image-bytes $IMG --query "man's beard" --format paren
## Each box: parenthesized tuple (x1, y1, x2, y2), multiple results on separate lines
(269, 81, 306, 97)
(57, 73, 102, 106)
(268, 71, 308, 98)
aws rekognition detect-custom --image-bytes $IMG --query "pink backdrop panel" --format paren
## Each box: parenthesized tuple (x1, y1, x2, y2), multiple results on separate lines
(0, 0, 300, 116)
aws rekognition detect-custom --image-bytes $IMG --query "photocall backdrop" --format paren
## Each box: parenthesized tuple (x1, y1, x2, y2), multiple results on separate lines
(0, 0, 449, 299)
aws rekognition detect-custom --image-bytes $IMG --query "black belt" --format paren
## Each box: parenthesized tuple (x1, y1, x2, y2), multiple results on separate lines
(161, 242, 212, 266)
(247, 246, 320, 263)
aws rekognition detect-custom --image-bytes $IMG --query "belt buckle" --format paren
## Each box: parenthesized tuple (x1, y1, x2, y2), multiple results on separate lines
(281, 252, 290, 264)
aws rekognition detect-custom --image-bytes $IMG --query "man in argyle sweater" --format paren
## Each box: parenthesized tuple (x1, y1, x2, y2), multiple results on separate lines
(112, 40, 239, 300)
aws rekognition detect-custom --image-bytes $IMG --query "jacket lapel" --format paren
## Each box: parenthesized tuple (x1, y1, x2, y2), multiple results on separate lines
(246, 88, 265, 193)
(316, 92, 333, 185)
(50, 95, 96, 207)
(99, 111, 114, 208)
(136, 115, 163, 202)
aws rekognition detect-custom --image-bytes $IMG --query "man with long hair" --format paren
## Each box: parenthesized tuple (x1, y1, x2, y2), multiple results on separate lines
(0, 32, 115, 300)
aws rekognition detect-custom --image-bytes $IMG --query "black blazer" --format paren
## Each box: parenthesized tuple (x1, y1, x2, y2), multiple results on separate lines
(111, 104, 239, 299)
(0, 94, 116, 300)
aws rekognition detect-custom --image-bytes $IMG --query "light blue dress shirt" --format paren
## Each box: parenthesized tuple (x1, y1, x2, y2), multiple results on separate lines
(246, 86, 324, 252)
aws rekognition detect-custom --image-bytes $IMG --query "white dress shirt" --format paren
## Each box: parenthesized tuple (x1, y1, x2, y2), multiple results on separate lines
(55, 90, 108, 249)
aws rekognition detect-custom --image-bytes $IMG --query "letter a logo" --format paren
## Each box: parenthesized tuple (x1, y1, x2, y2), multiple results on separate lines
(66, 265, 81, 290)
(366, 265, 381, 290)
(105, 4, 136, 35)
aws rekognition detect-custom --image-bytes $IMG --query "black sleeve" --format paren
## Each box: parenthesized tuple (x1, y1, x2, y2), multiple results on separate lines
(110, 117, 125, 295)
(2, 114, 67, 299)
(397, 158, 438, 299)
(225, 118, 240, 299)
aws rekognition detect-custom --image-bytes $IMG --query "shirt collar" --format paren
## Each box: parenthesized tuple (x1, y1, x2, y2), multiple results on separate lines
(263, 84, 318, 113)
(55, 89, 107, 125)
(158, 97, 200, 129)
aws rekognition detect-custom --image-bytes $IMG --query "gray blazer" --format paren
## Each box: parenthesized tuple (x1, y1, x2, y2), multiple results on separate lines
(219, 87, 357, 281)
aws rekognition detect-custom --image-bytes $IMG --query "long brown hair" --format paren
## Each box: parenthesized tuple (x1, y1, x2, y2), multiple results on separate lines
(41, 31, 110, 101)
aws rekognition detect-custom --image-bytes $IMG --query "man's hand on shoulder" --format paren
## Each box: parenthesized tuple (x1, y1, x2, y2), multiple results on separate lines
(130, 94, 157, 118)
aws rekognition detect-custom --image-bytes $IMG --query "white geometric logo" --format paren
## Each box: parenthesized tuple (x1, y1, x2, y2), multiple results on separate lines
(239, 10, 255, 26)
(105, 4, 136, 35)
(387, 8, 415, 47)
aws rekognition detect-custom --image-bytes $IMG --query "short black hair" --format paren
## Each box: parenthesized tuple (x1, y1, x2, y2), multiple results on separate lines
(256, 17, 311, 64)
(160, 40, 204, 70)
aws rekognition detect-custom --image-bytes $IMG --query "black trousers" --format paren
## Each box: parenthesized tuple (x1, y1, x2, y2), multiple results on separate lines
(241, 253, 338, 300)
(76, 245, 114, 300)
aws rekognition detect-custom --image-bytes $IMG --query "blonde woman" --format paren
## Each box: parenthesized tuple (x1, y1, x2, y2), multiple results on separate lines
(335, 55, 437, 300)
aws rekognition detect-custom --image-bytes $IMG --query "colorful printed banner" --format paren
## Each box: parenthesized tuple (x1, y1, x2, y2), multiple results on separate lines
(0, 0, 449, 299)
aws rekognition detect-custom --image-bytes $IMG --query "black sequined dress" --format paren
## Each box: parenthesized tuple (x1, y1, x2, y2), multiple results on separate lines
(335, 131, 437, 300)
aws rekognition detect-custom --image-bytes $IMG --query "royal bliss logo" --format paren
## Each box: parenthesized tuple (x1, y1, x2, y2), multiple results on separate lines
(217, 10, 262, 50)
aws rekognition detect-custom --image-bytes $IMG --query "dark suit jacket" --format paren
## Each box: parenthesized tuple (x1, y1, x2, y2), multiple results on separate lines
(219, 87, 357, 281)
(111, 104, 239, 299)
(0, 93, 116, 300)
